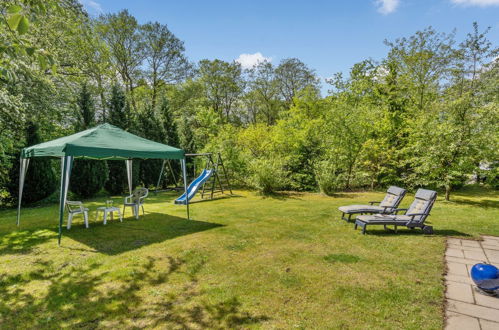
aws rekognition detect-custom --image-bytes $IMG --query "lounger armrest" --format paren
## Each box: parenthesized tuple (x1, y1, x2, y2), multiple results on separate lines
(383, 206, 397, 214)
(369, 201, 380, 205)
(393, 208, 408, 214)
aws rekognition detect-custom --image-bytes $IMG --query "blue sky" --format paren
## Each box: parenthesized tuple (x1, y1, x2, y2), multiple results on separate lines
(81, 0, 499, 91)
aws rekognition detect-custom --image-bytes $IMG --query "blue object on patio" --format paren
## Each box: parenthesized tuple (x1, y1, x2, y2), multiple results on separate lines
(471, 263, 499, 293)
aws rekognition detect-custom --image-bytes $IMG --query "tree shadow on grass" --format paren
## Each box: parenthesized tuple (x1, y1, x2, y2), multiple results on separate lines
(63, 213, 223, 255)
(188, 193, 244, 204)
(0, 229, 56, 256)
(444, 198, 499, 209)
(259, 191, 304, 201)
(0, 254, 269, 328)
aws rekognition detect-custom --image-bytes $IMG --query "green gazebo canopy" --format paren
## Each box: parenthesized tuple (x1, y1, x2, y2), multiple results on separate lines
(21, 123, 184, 160)
(17, 123, 189, 246)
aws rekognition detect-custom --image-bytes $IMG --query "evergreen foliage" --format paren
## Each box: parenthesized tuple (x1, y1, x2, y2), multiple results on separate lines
(137, 103, 165, 187)
(9, 122, 58, 204)
(70, 84, 109, 198)
(158, 97, 180, 187)
(104, 84, 137, 195)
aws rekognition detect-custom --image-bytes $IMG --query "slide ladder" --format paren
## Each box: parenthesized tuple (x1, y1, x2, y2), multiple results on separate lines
(201, 153, 233, 199)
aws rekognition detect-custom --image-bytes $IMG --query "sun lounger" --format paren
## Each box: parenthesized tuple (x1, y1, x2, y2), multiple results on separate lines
(354, 188, 437, 234)
(338, 186, 406, 222)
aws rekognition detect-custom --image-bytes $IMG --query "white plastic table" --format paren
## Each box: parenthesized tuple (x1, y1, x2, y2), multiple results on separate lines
(95, 206, 122, 225)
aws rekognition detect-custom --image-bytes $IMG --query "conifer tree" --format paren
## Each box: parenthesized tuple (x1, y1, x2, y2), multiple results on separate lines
(159, 97, 180, 186)
(70, 83, 109, 198)
(105, 84, 136, 194)
(8, 122, 58, 204)
(138, 103, 165, 187)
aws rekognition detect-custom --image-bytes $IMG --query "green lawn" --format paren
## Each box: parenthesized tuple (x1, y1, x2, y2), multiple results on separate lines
(0, 187, 498, 329)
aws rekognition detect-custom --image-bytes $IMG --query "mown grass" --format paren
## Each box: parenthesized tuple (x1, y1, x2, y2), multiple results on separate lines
(0, 186, 497, 329)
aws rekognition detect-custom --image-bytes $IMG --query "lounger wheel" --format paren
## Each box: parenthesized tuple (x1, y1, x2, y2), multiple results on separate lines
(423, 225, 433, 235)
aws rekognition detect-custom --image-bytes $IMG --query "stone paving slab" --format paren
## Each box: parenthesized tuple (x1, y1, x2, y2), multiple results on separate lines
(446, 311, 480, 330)
(480, 319, 499, 330)
(446, 256, 485, 266)
(445, 236, 499, 329)
(447, 300, 499, 323)
(446, 281, 474, 303)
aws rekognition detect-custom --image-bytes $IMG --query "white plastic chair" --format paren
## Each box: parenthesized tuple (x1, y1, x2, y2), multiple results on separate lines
(123, 188, 148, 219)
(66, 200, 89, 229)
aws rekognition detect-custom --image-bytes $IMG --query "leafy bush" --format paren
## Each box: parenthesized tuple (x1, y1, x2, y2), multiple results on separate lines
(485, 165, 499, 190)
(202, 124, 247, 187)
(248, 158, 288, 194)
(314, 160, 343, 195)
(70, 159, 108, 198)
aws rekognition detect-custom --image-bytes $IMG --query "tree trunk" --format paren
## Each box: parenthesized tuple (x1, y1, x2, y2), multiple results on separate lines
(152, 84, 157, 110)
(129, 84, 137, 112)
(151, 72, 158, 110)
(445, 184, 451, 201)
(345, 163, 353, 190)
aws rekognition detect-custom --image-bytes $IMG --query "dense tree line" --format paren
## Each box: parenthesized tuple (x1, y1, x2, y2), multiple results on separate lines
(0, 1, 497, 206)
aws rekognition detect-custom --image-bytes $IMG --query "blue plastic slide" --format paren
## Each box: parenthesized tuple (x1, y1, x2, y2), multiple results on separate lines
(174, 169, 213, 205)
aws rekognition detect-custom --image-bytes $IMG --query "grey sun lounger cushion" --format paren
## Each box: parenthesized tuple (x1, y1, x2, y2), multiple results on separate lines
(354, 188, 437, 234)
(339, 205, 388, 214)
(338, 186, 406, 221)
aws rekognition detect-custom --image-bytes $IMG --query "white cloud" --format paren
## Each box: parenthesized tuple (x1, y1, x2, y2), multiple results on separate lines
(375, 0, 400, 14)
(451, 0, 499, 6)
(80, 0, 103, 14)
(235, 52, 271, 69)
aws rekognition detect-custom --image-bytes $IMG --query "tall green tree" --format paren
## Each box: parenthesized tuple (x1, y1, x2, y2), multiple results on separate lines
(198, 59, 244, 121)
(158, 97, 180, 186)
(408, 24, 498, 200)
(104, 84, 136, 195)
(246, 61, 282, 125)
(384, 27, 454, 112)
(275, 58, 319, 105)
(141, 22, 191, 109)
(97, 10, 144, 111)
(70, 84, 109, 198)
(137, 103, 165, 187)
(326, 61, 379, 190)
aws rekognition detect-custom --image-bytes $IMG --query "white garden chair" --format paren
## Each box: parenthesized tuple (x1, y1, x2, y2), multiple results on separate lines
(123, 188, 148, 219)
(66, 200, 89, 229)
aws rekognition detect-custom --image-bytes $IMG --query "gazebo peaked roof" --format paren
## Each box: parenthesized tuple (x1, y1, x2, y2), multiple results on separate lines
(21, 123, 184, 160)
